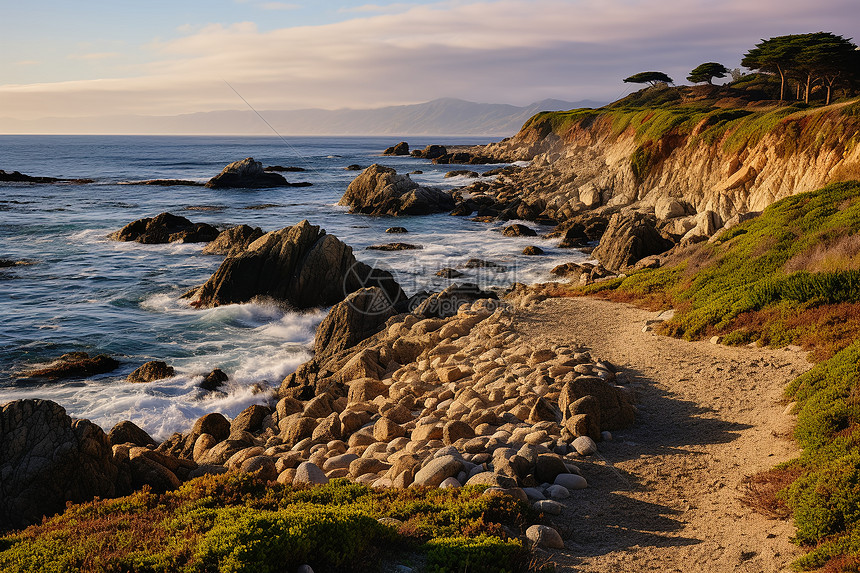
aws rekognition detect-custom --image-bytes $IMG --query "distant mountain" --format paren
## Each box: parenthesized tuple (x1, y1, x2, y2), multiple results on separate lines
(0, 98, 606, 136)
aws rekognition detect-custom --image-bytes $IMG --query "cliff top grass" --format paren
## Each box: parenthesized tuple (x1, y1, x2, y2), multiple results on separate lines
(568, 180, 860, 571)
(0, 473, 530, 573)
(520, 82, 860, 160)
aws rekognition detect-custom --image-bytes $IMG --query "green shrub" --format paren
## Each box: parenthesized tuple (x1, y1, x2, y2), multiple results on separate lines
(425, 534, 525, 573)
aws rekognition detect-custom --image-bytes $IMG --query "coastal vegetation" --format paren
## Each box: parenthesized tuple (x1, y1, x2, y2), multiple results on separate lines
(0, 474, 529, 573)
(574, 180, 860, 570)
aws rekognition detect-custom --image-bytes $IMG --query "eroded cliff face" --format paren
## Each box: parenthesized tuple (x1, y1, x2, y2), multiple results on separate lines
(473, 100, 860, 227)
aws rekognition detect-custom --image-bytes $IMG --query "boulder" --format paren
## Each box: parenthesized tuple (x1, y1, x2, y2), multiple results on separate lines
(526, 525, 565, 549)
(592, 211, 674, 272)
(385, 227, 408, 234)
(338, 164, 455, 216)
(108, 420, 156, 447)
(191, 413, 231, 443)
(230, 404, 270, 434)
(551, 211, 612, 248)
(0, 400, 125, 529)
(205, 158, 292, 189)
(412, 145, 447, 160)
(190, 220, 405, 309)
(127, 361, 174, 383)
(572, 436, 598, 456)
(436, 268, 464, 279)
(522, 246, 544, 256)
(202, 225, 265, 255)
(24, 352, 119, 379)
(108, 212, 219, 244)
(413, 455, 463, 488)
(383, 142, 410, 156)
(240, 456, 278, 481)
(314, 287, 397, 362)
(444, 170, 478, 178)
(413, 283, 497, 319)
(502, 224, 537, 237)
(655, 196, 686, 220)
(294, 461, 329, 485)
(200, 368, 229, 391)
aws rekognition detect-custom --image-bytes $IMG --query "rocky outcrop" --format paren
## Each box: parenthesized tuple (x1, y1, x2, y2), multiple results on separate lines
(365, 243, 422, 251)
(202, 225, 264, 255)
(339, 164, 455, 216)
(0, 400, 126, 529)
(383, 142, 410, 156)
(189, 220, 405, 310)
(0, 170, 93, 184)
(108, 212, 219, 244)
(205, 158, 295, 189)
(591, 211, 675, 271)
(108, 420, 156, 447)
(24, 352, 119, 379)
(127, 361, 175, 383)
(314, 288, 397, 362)
(413, 283, 499, 319)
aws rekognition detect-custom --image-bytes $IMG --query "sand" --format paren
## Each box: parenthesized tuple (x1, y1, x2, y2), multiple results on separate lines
(514, 296, 812, 573)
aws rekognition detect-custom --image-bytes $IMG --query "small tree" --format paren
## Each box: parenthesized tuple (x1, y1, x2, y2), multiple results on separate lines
(742, 35, 799, 101)
(623, 72, 674, 87)
(687, 62, 730, 85)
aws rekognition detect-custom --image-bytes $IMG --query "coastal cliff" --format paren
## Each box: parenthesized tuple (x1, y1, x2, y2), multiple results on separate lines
(468, 88, 860, 227)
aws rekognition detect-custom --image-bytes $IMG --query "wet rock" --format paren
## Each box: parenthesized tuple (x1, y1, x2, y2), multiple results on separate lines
(0, 399, 125, 529)
(366, 243, 422, 251)
(200, 368, 229, 391)
(436, 268, 464, 279)
(205, 157, 293, 189)
(383, 142, 410, 156)
(445, 170, 478, 178)
(522, 246, 544, 255)
(502, 224, 537, 237)
(108, 420, 156, 447)
(127, 361, 175, 383)
(411, 145, 447, 160)
(190, 220, 405, 310)
(108, 212, 219, 244)
(0, 169, 93, 184)
(386, 227, 408, 233)
(345, 164, 364, 171)
(202, 225, 265, 255)
(264, 165, 305, 172)
(339, 164, 455, 216)
(24, 352, 119, 379)
(463, 258, 507, 271)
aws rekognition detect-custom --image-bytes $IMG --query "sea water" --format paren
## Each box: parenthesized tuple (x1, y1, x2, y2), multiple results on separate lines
(0, 135, 585, 438)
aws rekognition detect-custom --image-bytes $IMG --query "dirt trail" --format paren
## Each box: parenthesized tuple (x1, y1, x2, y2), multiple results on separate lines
(514, 297, 812, 573)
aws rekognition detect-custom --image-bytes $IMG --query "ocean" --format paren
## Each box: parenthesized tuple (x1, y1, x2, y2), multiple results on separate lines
(0, 135, 583, 439)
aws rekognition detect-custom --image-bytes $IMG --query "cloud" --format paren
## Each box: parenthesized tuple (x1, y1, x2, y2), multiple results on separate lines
(259, 2, 300, 10)
(338, 3, 414, 13)
(67, 52, 122, 61)
(1, 0, 856, 121)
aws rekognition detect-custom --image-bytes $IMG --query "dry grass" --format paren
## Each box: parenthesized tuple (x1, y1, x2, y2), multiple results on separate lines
(785, 234, 860, 273)
(741, 465, 803, 519)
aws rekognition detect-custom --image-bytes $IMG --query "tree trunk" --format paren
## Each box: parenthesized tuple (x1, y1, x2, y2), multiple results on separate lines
(778, 66, 785, 102)
(804, 73, 812, 104)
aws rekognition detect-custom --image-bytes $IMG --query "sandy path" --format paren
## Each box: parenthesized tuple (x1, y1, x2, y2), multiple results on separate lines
(513, 297, 812, 573)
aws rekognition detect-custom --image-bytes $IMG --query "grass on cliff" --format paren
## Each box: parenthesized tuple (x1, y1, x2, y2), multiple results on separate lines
(0, 474, 530, 573)
(521, 85, 860, 182)
(569, 180, 860, 570)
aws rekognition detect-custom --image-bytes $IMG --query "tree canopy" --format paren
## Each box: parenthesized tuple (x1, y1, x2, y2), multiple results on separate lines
(687, 62, 730, 85)
(623, 72, 674, 87)
(742, 32, 858, 104)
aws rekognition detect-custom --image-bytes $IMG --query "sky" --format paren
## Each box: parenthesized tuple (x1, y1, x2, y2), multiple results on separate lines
(0, 0, 857, 124)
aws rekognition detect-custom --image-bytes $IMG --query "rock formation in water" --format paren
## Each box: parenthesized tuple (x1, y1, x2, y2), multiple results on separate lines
(109, 212, 219, 244)
(205, 157, 295, 189)
(189, 220, 405, 310)
(338, 164, 455, 216)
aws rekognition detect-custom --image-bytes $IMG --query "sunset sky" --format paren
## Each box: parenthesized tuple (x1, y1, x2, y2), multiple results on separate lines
(1, 0, 856, 125)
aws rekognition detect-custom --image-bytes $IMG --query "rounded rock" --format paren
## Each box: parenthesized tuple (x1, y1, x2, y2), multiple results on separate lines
(526, 525, 565, 549)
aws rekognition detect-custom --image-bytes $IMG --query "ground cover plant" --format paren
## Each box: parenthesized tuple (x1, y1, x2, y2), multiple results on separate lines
(0, 474, 529, 573)
(571, 180, 860, 570)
